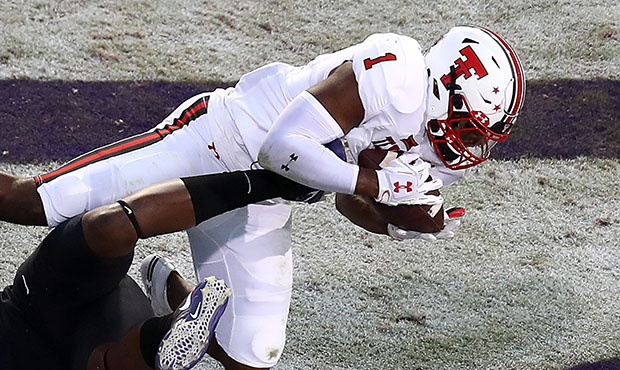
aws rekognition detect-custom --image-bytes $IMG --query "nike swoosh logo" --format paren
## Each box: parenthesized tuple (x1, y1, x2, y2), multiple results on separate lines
(123, 205, 133, 215)
(189, 300, 202, 320)
(22, 275, 30, 295)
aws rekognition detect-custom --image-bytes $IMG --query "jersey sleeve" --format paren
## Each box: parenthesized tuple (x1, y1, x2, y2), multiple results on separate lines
(351, 33, 428, 122)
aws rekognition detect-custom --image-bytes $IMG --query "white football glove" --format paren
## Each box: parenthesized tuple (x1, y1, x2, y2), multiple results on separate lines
(387, 207, 465, 241)
(375, 153, 443, 206)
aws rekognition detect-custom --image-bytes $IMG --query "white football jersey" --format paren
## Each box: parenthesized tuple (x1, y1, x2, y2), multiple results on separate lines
(217, 33, 463, 187)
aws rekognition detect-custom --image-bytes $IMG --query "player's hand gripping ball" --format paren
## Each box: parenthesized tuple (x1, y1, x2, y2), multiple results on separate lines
(358, 148, 444, 233)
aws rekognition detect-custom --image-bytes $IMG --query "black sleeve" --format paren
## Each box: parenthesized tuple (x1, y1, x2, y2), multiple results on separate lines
(181, 170, 318, 224)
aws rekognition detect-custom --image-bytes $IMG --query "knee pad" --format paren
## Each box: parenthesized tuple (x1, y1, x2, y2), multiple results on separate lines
(250, 317, 287, 365)
(116, 151, 198, 188)
(215, 313, 288, 368)
(37, 150, 198, 227)
(37, 174, 90, 226)
(187, 203, 293, 368)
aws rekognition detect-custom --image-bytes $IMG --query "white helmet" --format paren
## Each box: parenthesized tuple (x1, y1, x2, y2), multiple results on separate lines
(425, 26, 526, 169)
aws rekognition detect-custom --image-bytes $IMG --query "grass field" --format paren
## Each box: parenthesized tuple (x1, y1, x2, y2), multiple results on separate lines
(1, 1, 619, 369)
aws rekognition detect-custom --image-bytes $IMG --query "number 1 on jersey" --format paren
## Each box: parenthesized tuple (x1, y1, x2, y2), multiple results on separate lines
(363, 53, 397, 70)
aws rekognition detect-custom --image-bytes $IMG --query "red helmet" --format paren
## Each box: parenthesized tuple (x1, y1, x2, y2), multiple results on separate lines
(425, 26, 526, 169)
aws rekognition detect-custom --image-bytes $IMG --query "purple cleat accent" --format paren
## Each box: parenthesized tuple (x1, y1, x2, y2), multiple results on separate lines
(156, 276, 231, 370)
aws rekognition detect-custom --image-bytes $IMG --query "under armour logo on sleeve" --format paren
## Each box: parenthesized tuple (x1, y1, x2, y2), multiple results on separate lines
(281, 153, 298, 172)
(208, 141, 221, 160)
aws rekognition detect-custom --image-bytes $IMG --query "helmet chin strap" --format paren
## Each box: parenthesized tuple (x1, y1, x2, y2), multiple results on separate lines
(427, 119, 460, 162)
(437, 141, 461, 162)
(447, 65, 463, 110)
(428, 66, 465, 164)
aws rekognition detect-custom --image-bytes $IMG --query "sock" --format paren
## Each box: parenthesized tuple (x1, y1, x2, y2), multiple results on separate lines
(181, 169, 315, 224)
(139, 314, 174, 368)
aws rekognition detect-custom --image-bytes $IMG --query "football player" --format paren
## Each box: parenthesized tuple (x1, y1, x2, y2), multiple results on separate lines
(0, 169, 316, 370)
(0, 26, 525, 369)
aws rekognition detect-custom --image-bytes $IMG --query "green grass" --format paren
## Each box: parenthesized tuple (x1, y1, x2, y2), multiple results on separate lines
(1, 135, 619, 370)
(1, 0, 619, 81)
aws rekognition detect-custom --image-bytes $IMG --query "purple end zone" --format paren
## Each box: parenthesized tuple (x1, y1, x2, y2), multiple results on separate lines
(0, 79, 618, 163)
(0, 80, 233, 163)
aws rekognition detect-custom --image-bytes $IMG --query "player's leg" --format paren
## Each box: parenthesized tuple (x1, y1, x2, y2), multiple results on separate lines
(140, 255, 248, 369)
(6, 211, 144, 369)
(0, 171, 46, 225)
(37, 92, 228, 227)
(77, 277, 155, 370)
(166, 271, 195, 310)
(29, 176, 191, 369)
(141, 255, 260, 370)
(156, 275, 231, 370)
(82, 171, 306, 369)
(139, 206, 290, 370)
(0, 92, 216, 227)
(78, 180, 213, 370)
(85, 261, 232, 370)
(187, 201, 294, 369)
(141, 255, 196, 315)
(86, 275, 231, 370)
(87, 323, 152, 370)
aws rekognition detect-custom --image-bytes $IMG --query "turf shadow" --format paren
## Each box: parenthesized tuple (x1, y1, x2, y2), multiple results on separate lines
(566, 358, 620, 370)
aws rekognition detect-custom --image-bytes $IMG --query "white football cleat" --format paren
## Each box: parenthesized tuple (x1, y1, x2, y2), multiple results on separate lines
(141, 254, 177, 316)
(156, 276, 232, 370)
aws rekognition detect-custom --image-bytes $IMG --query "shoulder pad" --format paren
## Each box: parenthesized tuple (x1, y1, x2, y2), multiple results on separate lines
(352, 34, 427, 117)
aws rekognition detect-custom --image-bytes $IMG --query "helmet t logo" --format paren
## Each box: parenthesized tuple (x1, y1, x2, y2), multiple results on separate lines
(440, 46, 488, 88)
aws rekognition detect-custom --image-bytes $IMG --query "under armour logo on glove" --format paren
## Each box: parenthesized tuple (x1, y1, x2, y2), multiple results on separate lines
(393, 181, 413, 193)
(375, 153, 443, 206)
(281, 153, 298, 172)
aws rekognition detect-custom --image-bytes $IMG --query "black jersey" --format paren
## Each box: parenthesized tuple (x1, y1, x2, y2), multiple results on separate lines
(0, 216, 153, 370)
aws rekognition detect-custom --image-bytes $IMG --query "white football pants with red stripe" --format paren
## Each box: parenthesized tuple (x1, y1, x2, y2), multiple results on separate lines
(36, 89, 292, 368)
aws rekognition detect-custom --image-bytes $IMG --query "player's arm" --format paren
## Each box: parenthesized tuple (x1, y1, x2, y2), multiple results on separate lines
(0, 171, 46, 225)
(84, 169, 316, 256)
(306, 62, 380, 198)
(258, 62, 441, 206)
(258, 62, 377, 195)
(335, 193, 466, 241)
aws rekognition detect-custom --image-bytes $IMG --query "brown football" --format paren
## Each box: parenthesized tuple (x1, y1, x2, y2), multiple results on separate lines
(358, 148, 444, 233)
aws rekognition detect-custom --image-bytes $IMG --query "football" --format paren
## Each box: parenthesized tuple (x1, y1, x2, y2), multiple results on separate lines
(357, 148, 444, 233)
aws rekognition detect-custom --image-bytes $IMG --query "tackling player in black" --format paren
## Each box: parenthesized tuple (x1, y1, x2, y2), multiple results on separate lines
(0, 169, 315, 370)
